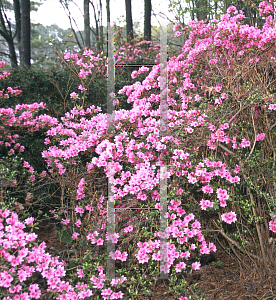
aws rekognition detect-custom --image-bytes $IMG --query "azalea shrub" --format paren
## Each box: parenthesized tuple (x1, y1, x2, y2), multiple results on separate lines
(0, 206, 97, 300)
(55, 31, 180, 112)
(0, 31, 174, 212)
(1, 1, 276, 299)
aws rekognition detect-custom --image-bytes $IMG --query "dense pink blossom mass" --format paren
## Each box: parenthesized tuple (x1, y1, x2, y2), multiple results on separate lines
(1, 1, 276, 299)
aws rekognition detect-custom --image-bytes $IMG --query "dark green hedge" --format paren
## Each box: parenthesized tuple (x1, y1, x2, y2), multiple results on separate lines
(0, 64, 108, 118)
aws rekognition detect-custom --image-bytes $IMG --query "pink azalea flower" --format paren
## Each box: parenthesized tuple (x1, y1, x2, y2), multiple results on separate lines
(221, 211, 237, 224)
(269, 220, 276, 233)
(77, 269, 85, 278)
(75, 206, 84, 214)
(192, 261, 201, 270)
(24, 217, 34, 225)
(72, 232, 80, 239)
(202, 185, 214, 194)
(256, 133, 265, 141)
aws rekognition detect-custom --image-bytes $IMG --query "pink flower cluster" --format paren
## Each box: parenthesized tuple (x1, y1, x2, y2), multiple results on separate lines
(86, 230, 104, 246)
(216, 188, 229, 208)
(200, 199, 214, 210)
(221, 212, 237, 224)
(0, 62, 10, 80)
(76, 178, 86, 200)
(131, 66, 150, 79)
(207, 125, 251, 151)
(268, 103, 276, 110)
(109, 250, 128, 262)
(2, 1, 276, 297)
(0, 86, 22, 98)
(78, 84, 87, 91)
(256, 133, 265, 141)
(89, 266, 126, 299)
(202, 185, 213, 194)
(0, 208, 94, 299)
(114, 37, 164, 66)
(269, 220, 276, 233)
(23, 161, 35, 176)
(70, 92, 80, 99)
(132, 212, 215, 275)
(239, 138, 251, 148)
(63, 49, 103, 80)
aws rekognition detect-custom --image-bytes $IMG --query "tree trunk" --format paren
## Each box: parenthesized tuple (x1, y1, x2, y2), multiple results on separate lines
(125, 0, 133, 42)
(194, 0, 208, 22)
(234, 0, 266, 30)
(91, 0, 100, 50)
(106, 0, 110, 50)
(256, 16, 266, 30)
(7, 37, 18, 68)
(21, 0, 31, 66)
(84, 0, 90, 48)
(106, 0, 110, 24)
(191, 0, 195, 21)
(99, 0, 104, 51)
(0, 4, 18, 67)
(13, 0, 21, 46)
(144, 0, 151, 41)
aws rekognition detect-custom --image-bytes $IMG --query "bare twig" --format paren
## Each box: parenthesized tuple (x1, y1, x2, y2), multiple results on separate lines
(239, 161, 269, 274)
(244, 108, 257, 163)
(211, 219, 263, 262)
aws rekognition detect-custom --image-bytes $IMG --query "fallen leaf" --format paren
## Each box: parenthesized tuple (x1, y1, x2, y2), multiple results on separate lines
(205, 86, 215, 98)
(25, 192, 33, 205)
(14, 202, 24, 211)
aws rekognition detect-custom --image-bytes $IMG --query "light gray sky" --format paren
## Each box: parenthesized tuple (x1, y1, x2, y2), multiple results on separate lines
(30, 0, 187, 31)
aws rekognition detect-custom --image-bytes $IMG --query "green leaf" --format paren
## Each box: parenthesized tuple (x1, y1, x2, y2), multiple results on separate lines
(213, 204, 219, 210)
(67, 262, 77, 269)
(56, 229, 73, 244)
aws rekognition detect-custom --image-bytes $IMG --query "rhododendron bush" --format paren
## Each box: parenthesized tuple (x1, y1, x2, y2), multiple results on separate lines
(1, 0, 276, 298)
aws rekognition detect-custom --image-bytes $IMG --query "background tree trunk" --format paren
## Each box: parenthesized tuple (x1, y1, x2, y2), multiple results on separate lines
(106, 0, 110, 24)
(106, 0, 110, 50)
(191, 0, 195, 21)
(195, 0, 208, 22)
(21, 0, 31, 66)
(144, 0, 151, 41)
(7, 36, 18, 67)
(0, 3, 18, 67)
(90, 0, 100, 50)
(125, 0, 133, 42)
(84, 0, 90, 48)
(99, 0, 104, 50)
(13, 0, 21, 47)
